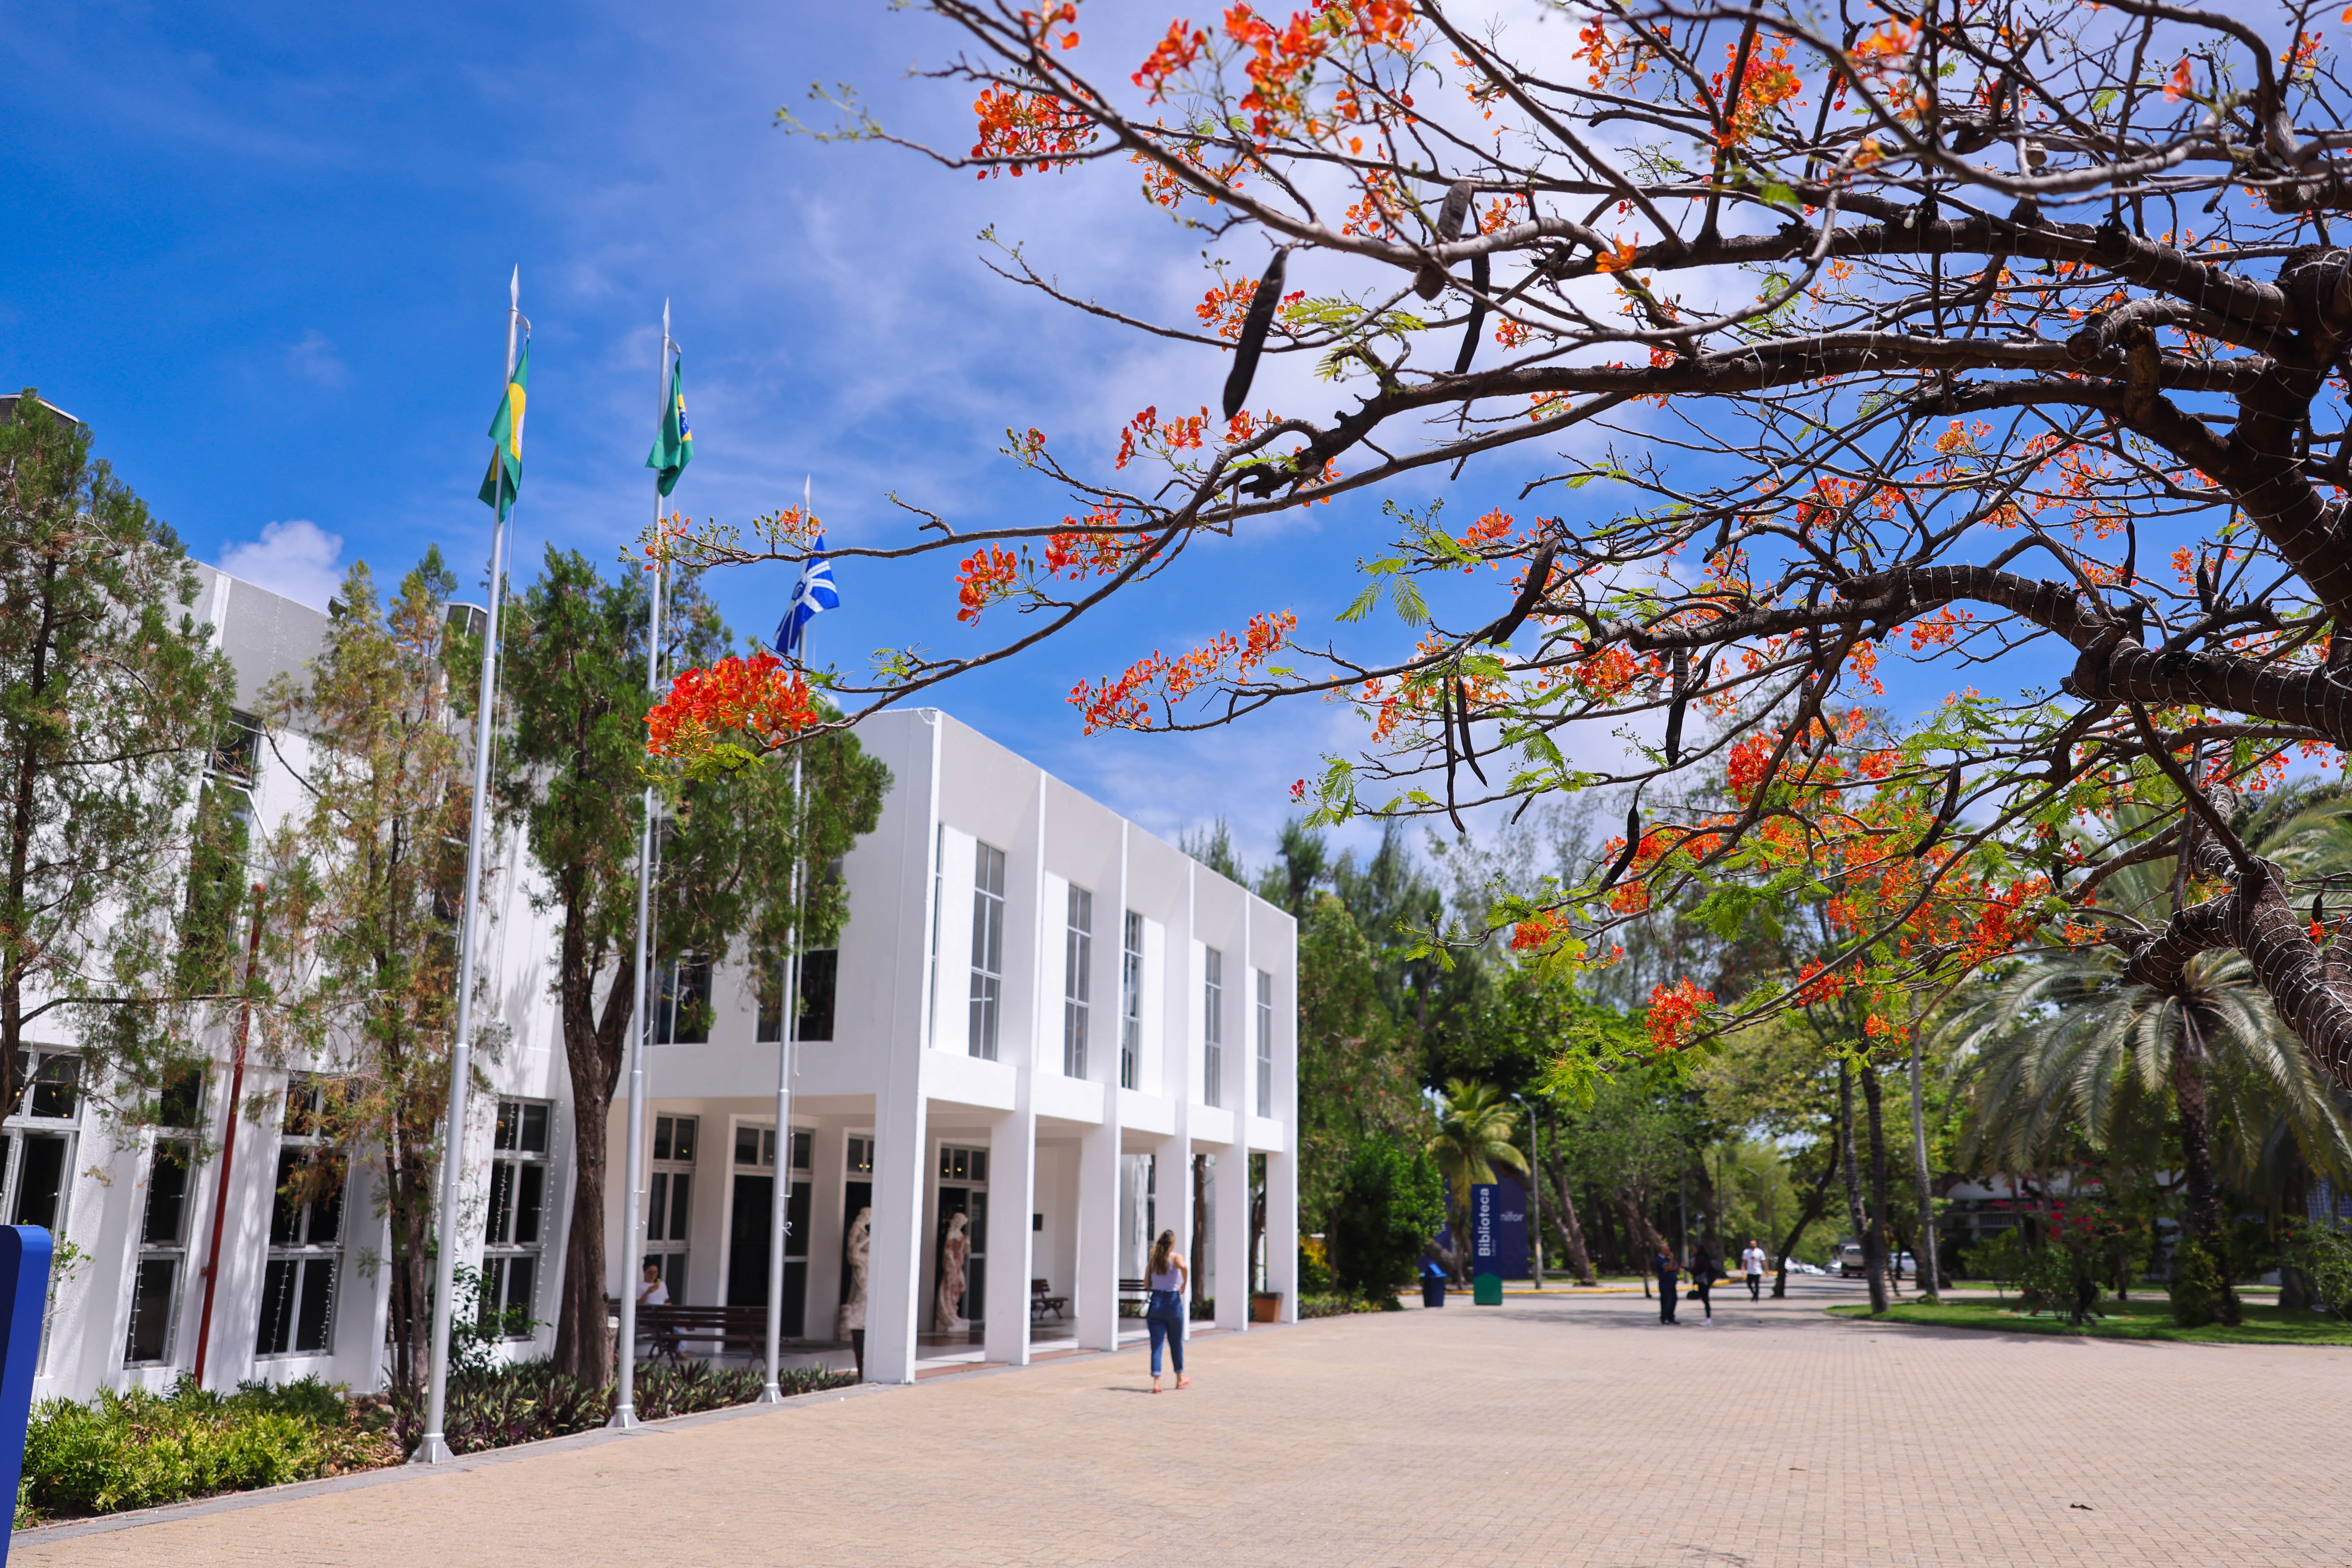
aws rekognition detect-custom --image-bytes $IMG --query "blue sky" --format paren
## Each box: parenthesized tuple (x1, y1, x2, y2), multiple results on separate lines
(6, 0, 1580, 871)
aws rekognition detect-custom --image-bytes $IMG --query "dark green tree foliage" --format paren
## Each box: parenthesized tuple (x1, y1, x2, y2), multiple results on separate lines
(1290, 893, 1425, 1236)
(257, 555, 474, 1399)
(497, 550, 888, 1384)
(0, 391, 234, 1119)
(1327, 1134, 1444, 1300)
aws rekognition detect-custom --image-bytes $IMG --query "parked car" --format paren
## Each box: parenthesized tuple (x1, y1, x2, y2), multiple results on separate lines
(1838, 1243, 1867, 1277)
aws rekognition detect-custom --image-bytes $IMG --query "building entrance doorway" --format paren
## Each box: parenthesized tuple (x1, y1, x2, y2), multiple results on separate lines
(934, 1144, 988, 1329)
(727, 1125, 810, 1336)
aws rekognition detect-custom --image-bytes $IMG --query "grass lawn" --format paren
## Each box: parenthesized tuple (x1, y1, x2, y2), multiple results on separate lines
(1829, 1295, 2352, 1346)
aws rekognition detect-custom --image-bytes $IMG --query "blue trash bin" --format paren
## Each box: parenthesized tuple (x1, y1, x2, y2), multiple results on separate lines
(1421, 1261, 1448, 1308)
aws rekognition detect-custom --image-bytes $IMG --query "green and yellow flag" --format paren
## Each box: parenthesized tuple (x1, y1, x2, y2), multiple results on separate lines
(646, 353, 692, 497)
(479, 340, 530, 517)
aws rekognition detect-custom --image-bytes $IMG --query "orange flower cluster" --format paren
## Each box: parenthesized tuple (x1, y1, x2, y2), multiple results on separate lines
(972, 85, 1097, 178)
(644, 653, 818, 762)
(1710, 34, 1802, 148)
(1068, 609, 1297, 733)
(1135, 18, 1210, 100)
(956, 546, 1021, 623)
(1645, 979, 1714, 1053)
(1220, 2, 1419, 144)
(1197, 278, 1305, 339)
(1045, 506, 1145, 580)
(1115, 405, 1210, 469)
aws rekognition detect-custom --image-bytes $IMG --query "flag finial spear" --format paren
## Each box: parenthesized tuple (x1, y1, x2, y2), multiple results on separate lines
(510, 265, 519, 307)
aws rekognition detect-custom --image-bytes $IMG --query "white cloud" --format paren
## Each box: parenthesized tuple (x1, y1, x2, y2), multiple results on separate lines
(286, 330, 348, 388)
(217, 519, 346, 611)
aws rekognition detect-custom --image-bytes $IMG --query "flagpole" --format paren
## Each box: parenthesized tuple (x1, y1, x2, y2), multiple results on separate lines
(415, 265, 520, 1465)
(760, 620, 808, 1402)
(613, 304, 675, 1430)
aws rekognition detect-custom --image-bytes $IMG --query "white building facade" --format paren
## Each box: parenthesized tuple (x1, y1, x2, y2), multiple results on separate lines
(10, 568, 1299, 1401)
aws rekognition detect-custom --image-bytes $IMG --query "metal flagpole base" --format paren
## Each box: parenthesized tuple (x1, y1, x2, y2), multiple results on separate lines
(607, 1406, 641, 1430)
(409, 1434, 454, 1465)
(754, 1382, 786, 1404)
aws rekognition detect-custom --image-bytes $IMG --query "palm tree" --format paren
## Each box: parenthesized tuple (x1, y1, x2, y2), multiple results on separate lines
(1427, 1079, 1530, 1283)
(1952, 790, 2352, 1323)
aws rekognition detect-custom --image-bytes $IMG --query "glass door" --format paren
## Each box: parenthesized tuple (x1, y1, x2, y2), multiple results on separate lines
(727, 1125, 811, 1336)
(935, 1145, 989, 1328)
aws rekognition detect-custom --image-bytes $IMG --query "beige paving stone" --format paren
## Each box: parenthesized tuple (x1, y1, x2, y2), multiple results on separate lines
(17, 1286, 2352, 1567)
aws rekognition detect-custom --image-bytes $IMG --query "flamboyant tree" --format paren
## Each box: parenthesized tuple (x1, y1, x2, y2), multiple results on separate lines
(651, 2, 2352, 1090)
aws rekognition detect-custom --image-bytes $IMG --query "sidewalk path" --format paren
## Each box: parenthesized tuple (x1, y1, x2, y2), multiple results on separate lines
(20, 1283, 2352, 1567)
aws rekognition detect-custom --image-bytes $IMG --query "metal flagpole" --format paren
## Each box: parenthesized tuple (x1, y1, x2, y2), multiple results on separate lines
(761, 475, 815, 1402)
(613, 302, 675, 1430)
(416, 265, 522, 1465)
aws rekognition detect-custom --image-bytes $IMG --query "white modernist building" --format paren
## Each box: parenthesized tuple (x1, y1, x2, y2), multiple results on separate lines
(10, 566, 1299, 1401)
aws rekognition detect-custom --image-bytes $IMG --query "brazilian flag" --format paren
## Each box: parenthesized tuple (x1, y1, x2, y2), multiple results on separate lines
(646, 353, 692, 497)
(479, 340, 530, 517)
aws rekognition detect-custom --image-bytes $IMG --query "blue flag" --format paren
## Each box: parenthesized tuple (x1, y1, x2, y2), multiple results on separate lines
(775, 535, 839, 661)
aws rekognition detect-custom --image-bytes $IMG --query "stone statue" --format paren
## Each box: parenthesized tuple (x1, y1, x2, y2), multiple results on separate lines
(934, 1211, 971, 1332)
(836, 1205, 872, 1337)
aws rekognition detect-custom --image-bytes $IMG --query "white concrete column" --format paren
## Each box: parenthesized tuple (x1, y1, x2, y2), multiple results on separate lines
(983, 1099, 1036, 1364)
(805, 1121, 848, 1334)
(1075, 1098, 1121, 1350)
(867, 1079, 928, 1383)
(1215, 1143, 1250, 1331)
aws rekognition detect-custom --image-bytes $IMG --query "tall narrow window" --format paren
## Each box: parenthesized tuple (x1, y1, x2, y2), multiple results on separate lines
(128, 1075, 201, 1366)
(481, 1099, 551, 1338)
(1063, 886, 1092, 1078)
(757, 951, 835, 1044)
(927, 824, 943, 1045)
(1120, 912, 1143, 1091)
(646, 1113, 697, 1301)
(257, 1077, 345, 1358)
(1202, 947, 1224, 1108)
(1, 1051, 79, 1241)
(656, 955, 713, 1045)
(1255, 969, 1275, 1116)
(967, 842, 1006, 1060)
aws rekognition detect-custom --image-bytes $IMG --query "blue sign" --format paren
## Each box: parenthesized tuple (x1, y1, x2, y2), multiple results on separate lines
(0, 1227, 51, 1564)
(1468, 1180, 1529, 1282)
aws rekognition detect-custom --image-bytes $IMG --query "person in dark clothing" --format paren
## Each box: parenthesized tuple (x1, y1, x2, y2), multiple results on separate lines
(1654, 1247, 1679, 1323)
(1689, 1244, 1716, 1322)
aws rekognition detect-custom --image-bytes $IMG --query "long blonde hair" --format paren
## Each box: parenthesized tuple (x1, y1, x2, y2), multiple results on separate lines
(1149, 1229, 1178, 1280)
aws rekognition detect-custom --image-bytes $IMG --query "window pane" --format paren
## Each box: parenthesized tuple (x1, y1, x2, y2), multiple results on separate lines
(309, 1165, 344, 1247)
(503, 1256, 535, 1336)
(493, 1100, 518, 1151)
(484, 1161, 515, 1246)
(268, 1149, 303, 1247)
(667, 1174, 692, 1242)
(735, 1125, 762, 1167)
(672, 1115, 697, 1164)
(798, 950, 837, 1042)
(12, 1134, 65, 1231)
(515, 1163, 545, 1247)
(256, 1257, 296, 1356)
(648, 1172, 670, 1238)
(126, 1258, 178, 1363)
(27, 1055, 79, 1121)
(520, 1103, 550, 1154)
(653, 1117, 674, 1162)
(293, 1258, 336, 1353)
(142, 1146, 191, 1247)
(792, 1131, 812, 1171)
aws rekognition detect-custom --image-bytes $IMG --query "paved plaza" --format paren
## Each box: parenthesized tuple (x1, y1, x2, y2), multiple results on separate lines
(21, 1282, 2352, 1567)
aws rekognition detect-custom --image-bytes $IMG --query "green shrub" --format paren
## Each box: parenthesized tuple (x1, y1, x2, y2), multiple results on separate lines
(392, 1358, 856, 1456)
(1327, 1135, 1445, 1301)
(2287, 1224, 2352, 1317)
(19, 1378, 350, 1524)
(2169, 1234, 2238, 1328)
(1297, 1293, 1385, 1318)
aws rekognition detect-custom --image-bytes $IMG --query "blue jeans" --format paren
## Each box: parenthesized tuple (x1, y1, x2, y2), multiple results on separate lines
(1147, 1290, 1185, 1376)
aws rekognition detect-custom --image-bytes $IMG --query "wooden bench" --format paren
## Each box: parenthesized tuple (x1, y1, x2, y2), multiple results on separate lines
(1030, 1279, 1068, 1321)
(618, 1302, 774, 1363)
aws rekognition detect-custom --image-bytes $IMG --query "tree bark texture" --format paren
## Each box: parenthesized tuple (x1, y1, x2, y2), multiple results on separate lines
(1775, 1142, 1840, 1299)
(2172, 1011, 2243, 1325)
(1861, 1058, 1894, 1311)
(549, 882, 635, 1387)
(1907, 1026, 1941, 1301)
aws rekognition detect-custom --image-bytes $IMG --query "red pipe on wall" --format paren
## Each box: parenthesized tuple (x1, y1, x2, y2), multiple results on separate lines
(192, 883, 267, 1389)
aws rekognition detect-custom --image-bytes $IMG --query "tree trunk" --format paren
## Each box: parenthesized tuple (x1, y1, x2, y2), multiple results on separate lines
(1535, 1138, 1596, 1285)
(1839, 1060, 1888, 1313)
(1860, 1057, 1895, 1310)
(2172, 1012, 2243, 1325)
(1906, 1022, 1941, 1301)
(1774, 1141, 1840, 1298)
(1191, 1153, 1209, 1311)
(550, 896, 632, 1387)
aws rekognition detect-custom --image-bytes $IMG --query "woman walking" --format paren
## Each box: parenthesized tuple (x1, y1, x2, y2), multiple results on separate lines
(1145, 1229, 1191, 1392)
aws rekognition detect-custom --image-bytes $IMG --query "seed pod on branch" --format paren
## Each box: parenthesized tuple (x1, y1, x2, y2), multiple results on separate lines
(1596, 804, 1641, 893)
(1453, 252, 1490, 376)
(1221, 249, 1288, 421)
(1414, 178, 1475, 300)
(1478, 540, 1558, 645)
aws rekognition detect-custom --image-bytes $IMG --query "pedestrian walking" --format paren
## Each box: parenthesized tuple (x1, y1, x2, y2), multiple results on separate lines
(1144, 1229, 1190, 1392)
(1689, 1242, 1716, 1322)
(1653, 1245, 1679, 1323)
(1741, 1238, 1768, 1300)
